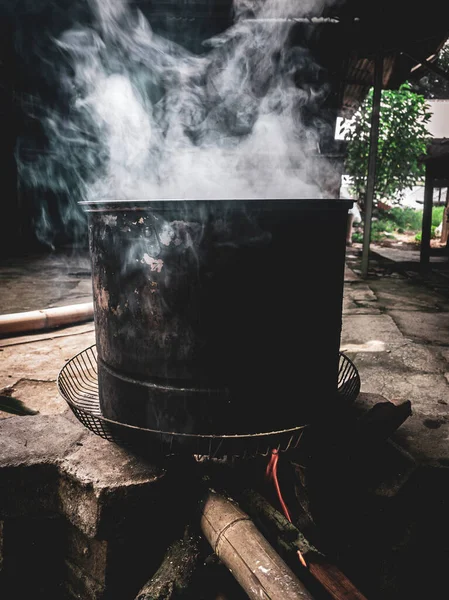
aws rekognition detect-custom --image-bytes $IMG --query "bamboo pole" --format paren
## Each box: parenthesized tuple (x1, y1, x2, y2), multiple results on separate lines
(200, 490, 315, 600)
(0, 302, 94, 336)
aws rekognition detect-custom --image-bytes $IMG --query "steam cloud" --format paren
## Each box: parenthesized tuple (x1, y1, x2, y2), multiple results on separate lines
(17, 0, 339, 206)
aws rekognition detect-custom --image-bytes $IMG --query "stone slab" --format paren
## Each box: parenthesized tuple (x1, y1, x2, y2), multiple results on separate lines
(369, 279, 449, 312)
(58, 433, 164, 491)
(388, 310, 449, 346)
(0, 251, 92, 315)
(393, 415, 449, 468)
(341, 314, 404, 348)
(343, 283, 381, 315)
(0, 415, 167, 537)
(371, 244, 448, 264)
(58, 434, 167, 537)
(344, 266, 360, 282)
(0, 327, 96, 388)
(0, 414, 86, 469)
(358, 366, 449, 419)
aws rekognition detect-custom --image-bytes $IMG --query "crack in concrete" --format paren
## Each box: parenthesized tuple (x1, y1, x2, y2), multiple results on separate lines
(1, 378, 58, 392)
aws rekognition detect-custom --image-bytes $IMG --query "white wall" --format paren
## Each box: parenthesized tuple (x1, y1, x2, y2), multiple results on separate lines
(426, 100, 449, 138)
(334, 100, 449, 141)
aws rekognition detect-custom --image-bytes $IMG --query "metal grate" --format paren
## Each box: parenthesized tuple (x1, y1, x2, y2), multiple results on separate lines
(58, 346, 360, 458)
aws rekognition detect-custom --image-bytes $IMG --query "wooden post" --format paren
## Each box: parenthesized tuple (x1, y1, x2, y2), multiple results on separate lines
(420, 166, 434, 268)
(441, 187, 449, 246)
(361, 53, 384, 278)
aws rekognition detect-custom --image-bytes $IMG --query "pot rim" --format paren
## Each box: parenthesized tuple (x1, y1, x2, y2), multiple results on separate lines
(80, 198, 354, 212)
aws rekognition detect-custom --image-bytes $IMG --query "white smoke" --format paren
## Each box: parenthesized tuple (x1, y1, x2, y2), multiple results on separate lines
(22, 0, 340, 201)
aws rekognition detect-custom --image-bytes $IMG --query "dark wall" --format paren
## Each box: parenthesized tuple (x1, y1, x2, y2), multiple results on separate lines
(0, 0, 235, 257)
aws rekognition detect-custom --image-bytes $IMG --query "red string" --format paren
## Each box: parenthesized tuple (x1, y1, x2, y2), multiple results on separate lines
(266, 449, 308, 568)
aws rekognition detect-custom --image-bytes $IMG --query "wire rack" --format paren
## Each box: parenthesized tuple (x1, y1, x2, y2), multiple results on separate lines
(58, 346, 360, 458)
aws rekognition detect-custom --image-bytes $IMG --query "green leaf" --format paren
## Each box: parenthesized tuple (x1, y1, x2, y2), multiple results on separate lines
(345, 84, 431, 201)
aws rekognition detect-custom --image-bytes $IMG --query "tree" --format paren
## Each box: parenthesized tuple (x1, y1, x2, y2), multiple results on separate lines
(344, 82, 432, 204)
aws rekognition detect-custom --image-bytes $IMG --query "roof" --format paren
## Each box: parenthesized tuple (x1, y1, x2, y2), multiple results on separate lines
(304, 1, 449, 116)
(131, 1, 449, 117)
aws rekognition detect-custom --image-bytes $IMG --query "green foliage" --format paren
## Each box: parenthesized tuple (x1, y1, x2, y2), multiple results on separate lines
(385, 206, 423, 231)
(368, 218, 397, 242)
(414, 227, 436, 243)
(372, 219, 395, 234)
(345, 82, 431, 203)
(432, 206, 445, 227)
(351, 205, 444, 245)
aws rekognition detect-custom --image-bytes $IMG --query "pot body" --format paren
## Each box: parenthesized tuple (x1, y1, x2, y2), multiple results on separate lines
(85, 199, 352, 435)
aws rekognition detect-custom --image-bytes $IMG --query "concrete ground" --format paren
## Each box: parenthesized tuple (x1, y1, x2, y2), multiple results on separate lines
(0, 250, 92, 315)
(343, 244, 449, 467)
(0, 250, 94, 418)
(1, 246, 449, 466)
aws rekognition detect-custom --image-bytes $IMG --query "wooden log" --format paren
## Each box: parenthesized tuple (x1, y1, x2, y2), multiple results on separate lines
(135, 528, 202, 600)
(240, 489, 317, 556)
(200, 490, 314, 600)
(441, 188, 449, 245)
(355, 400, 412, 445)
(0, 302, 94, 336)
(241, 489, 369, 600)
(307, 554, 369, 600)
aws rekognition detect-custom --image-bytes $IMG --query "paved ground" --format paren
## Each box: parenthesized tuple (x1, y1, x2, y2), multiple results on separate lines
(0, 250, 92, 315)
(1, 247, 449, 467)
(343, 245, 449, 467)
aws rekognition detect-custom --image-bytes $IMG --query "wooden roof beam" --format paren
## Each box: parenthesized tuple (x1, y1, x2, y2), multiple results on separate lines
(404, 51, 449, 83)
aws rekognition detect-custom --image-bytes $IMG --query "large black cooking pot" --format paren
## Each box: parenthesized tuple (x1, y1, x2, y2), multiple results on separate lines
(83, 199, 351, 436)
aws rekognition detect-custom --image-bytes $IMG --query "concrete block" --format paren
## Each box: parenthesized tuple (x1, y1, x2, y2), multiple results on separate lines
(65, 525, 108, 585)
(0, 415, 86, 518)
(0, 414, 167, 536)
(0, 414, 86, 469)
(58, 434, 166, 538)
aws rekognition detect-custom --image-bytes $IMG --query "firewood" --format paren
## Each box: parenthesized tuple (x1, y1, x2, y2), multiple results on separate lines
(135, 526, 202, 600)
(240, 489, 369, 600)
(355, 401, 412, 444)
